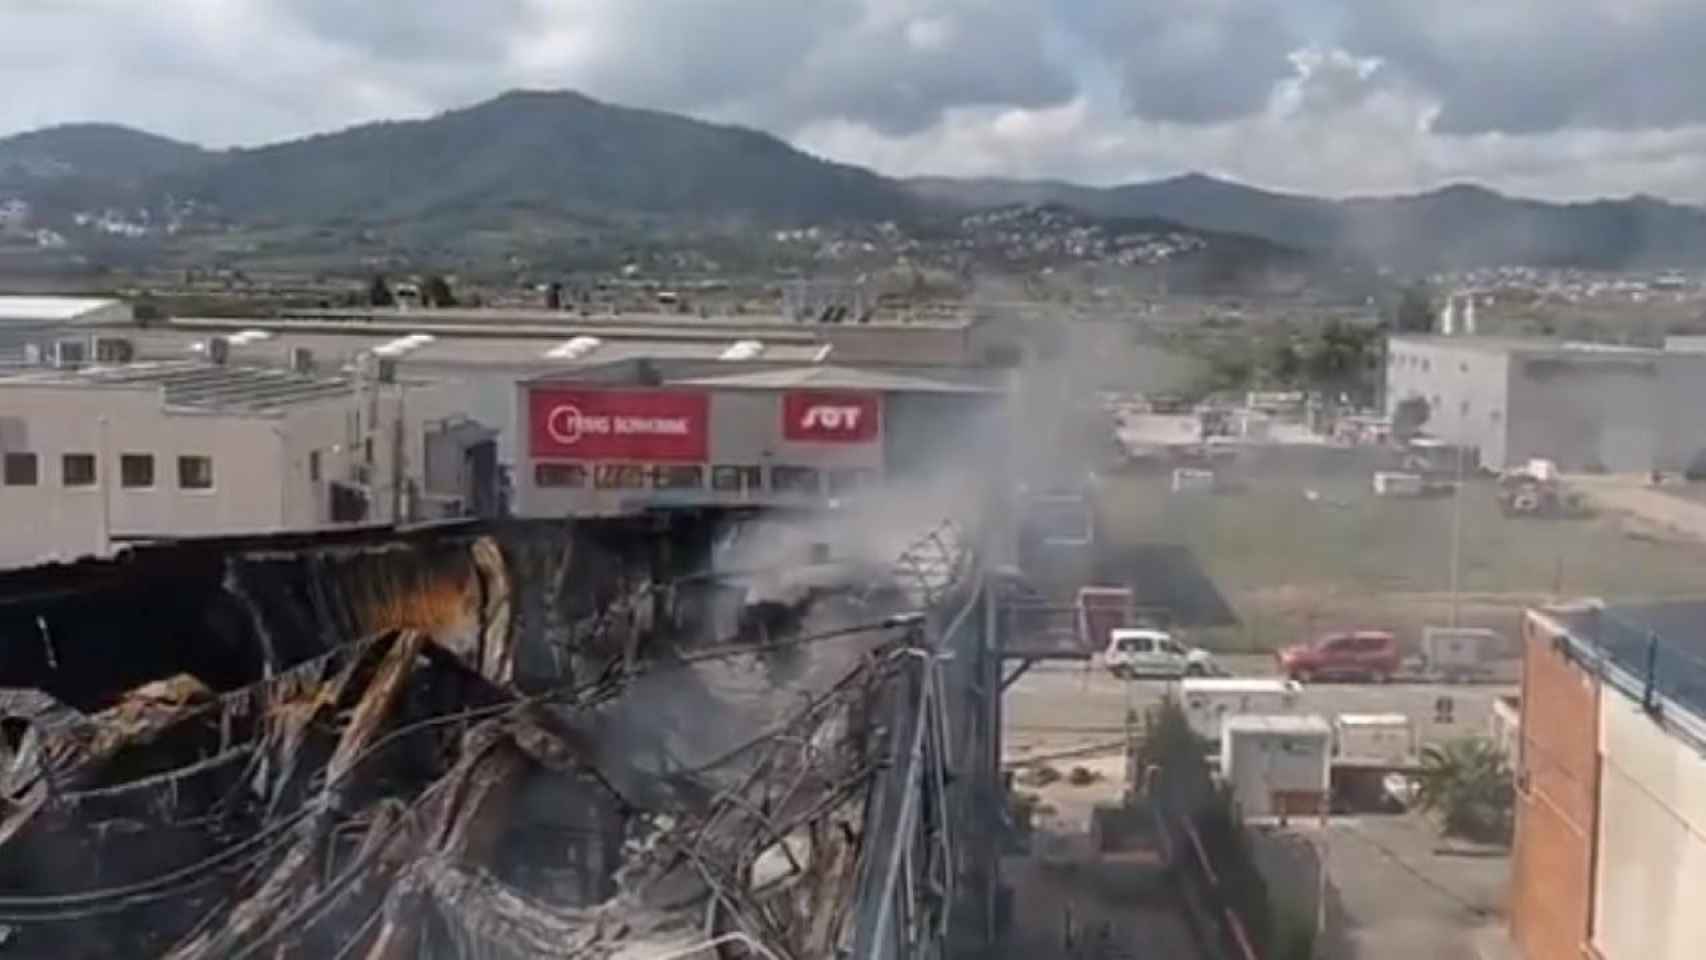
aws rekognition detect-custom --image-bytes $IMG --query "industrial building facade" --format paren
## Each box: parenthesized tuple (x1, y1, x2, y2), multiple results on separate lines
(513, 361, 1005, 517)
(1511, 602, 1706, 960)
(1386, 336, 1706, 472)
(0, 357, 483, 568)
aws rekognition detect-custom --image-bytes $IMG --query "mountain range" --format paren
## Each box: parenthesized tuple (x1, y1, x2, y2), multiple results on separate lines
(3, 89, 1705, 274)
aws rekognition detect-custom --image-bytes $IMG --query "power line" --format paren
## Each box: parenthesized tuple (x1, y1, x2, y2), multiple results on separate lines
(0, 616, 920, 920)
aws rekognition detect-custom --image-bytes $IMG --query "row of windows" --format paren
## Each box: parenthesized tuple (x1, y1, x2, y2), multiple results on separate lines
(1, 452, 214, 490)
(1392, 353, 1473, 375)
(534, 463, 878, 495)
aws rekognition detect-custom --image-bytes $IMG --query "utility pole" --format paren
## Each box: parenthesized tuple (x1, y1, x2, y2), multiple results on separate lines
(1449, 439, 1465, 627)
(97, 415, 112, 555)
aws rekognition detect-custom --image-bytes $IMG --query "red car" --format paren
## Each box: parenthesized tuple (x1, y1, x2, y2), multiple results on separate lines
(1277, 631, 1400, 683)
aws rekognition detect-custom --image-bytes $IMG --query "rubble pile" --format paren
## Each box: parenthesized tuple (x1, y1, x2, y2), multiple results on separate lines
(0, 522, 929, 959)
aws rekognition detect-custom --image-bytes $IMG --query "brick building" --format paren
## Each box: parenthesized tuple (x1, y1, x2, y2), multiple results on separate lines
(1511, 601, 1706, 960)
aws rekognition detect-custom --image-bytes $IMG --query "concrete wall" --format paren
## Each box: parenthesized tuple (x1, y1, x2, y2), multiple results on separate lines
(1505, 353, 1663, 472)
(1385, 340, 1511, 467)
(0, 383, 287, 567)
(1509, 611, 1601, 960)
(0, 378, 473, 568)
(1592, 692, 1706, 960)
(1386, 339, 1706, 472)
(1654, 354, 1706, 471)
(276, 380, 470, 527)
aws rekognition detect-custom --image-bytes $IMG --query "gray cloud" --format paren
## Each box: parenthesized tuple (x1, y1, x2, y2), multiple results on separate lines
(1060, 0, 1300, 124)
(4, 0, 1706, 200)
(1341, 1, 1706, 135)
(277, 0, 539, 63)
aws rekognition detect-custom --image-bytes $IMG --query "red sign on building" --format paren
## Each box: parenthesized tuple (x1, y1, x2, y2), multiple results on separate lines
(782, 390, 881, 443)
(529, 388, 709, 462)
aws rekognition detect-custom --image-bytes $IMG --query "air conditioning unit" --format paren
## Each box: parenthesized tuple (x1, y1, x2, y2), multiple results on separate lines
(376, 357, 397, 383)
(92, 337, 134, 364)
(52, 339, 87, 369)
(206, 336, 230, 365)
(289, 347, 315, 374)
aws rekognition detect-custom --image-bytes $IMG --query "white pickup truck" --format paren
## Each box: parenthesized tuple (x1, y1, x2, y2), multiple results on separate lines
(1102, 628, 1218, 679)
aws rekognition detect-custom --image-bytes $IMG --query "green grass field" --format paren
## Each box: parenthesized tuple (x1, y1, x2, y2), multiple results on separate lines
(1094, 470, 1706, 651)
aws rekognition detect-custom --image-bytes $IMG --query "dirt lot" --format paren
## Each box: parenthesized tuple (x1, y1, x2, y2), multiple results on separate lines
(1252, 814, 1511, 960)
(1094, 467, 1706, 651)
(995, 751, 1202, 960)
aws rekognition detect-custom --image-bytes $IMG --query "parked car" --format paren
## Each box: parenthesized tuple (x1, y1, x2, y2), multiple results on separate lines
(1103, 628, 1217, 679)
(1276, 630, 1400, 683)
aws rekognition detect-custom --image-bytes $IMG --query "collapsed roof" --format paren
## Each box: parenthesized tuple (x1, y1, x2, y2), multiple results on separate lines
(0, 516, 974, 959)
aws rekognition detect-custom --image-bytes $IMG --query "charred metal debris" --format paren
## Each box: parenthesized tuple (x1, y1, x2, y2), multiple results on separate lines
(0, 516, 975, 959)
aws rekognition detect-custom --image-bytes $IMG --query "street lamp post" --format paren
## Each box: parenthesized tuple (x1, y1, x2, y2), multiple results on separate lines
(1449, 440, 1465, 628)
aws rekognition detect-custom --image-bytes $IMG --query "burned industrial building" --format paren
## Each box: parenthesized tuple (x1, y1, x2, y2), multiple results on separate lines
(0, 509, 992, 959)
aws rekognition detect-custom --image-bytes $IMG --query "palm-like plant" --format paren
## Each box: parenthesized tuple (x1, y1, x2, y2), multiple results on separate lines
(1415, 737, 1515, 843)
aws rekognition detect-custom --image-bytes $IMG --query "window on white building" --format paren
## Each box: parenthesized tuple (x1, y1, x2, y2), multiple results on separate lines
(650, 465, 703, 490)
(178, 455, 214, 490)
(3, 452, 37, 486)
(535, 463, 586, 488)
(593, 464, 645, 489)
(828, 468, 877, 495)
(711, 465, 763, 492)
(121, 453, 155, 488)
(771, 466, 821, 494)
(309, 450, 322, 482)
(62, 453, 96, 487)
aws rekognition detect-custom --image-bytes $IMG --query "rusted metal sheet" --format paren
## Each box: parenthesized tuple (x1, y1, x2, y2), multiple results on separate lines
(0, 513, 964, 959)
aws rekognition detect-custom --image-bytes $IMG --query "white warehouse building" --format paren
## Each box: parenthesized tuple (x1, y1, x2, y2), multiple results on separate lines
(0, 356, 485, 569)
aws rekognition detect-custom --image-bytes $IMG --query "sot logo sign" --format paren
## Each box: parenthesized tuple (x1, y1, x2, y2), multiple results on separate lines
(783, 391, 879, 443)
(801, 404, 863, 431)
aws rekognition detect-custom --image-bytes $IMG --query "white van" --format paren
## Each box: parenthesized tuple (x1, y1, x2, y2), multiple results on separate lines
(1180, 677, 1304, 742)
(1103, 629, 1217, 679)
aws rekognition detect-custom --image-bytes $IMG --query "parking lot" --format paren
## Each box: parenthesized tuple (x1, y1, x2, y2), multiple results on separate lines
(1004, 657, 1513, 758)
(1002, 660, 1517, 960)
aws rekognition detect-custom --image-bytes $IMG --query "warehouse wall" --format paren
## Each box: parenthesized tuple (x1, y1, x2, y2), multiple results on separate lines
(1385, 339, 1511, 468)
(1592, 692, 1706, 960)
(1506, 354, 1661, 472)
(0, 384, 288, 568)
(1510, 610, 1601, 960)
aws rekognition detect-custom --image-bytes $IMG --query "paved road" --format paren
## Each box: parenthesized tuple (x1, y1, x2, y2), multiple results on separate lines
(1004, 660, 1513, 756)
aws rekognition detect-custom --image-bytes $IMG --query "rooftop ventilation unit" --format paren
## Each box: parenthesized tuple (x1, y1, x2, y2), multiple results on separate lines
(372, 333, 435, 358)
(720, 339, 765, 361)
(544, 336, 603, 360)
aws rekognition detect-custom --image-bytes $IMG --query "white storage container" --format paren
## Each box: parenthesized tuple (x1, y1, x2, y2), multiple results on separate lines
(1181, 677, 1304, 742)
(1333, 713, 1417, 765)
(1372, 471, 1425, 497)
(1172, 468, 1216, 493)
(1221, 715, 1333, 817)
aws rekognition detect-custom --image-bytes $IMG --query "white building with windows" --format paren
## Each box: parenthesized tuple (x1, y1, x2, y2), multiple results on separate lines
(1386, 335, 1706, 472)
(0, 357, 480, 569)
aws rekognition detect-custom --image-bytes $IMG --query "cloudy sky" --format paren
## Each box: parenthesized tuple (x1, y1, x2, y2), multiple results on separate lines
(5, 0, 1706, 202)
